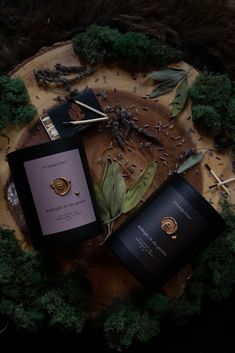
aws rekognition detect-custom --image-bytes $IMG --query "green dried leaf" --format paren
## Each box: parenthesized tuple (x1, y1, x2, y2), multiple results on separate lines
(101, 162, 108, 186)
(172, 77, 189, 117)
(94, 183, 110, 223)
(149, 78, 180, 98)
(177, 152, 204, 174)
(121, 161, 157, 213)
(109, 163, 126, 218)
(148, 68, 185, 82)
(102, 162, 114, 202)
(102, 162, 126, 218)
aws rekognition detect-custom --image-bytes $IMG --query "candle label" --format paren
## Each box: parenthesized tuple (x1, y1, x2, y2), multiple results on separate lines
(24, 149, 96, 235)
(118, 186, 209, 275)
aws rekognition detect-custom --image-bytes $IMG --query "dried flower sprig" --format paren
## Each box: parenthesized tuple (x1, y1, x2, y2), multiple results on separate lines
(33, 64, 94, 93)
(111, 105, 162, 150)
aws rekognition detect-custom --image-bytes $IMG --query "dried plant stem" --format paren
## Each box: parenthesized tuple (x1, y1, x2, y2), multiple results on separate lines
(0, 319, 8, 335)
(100, 221, 114, 245)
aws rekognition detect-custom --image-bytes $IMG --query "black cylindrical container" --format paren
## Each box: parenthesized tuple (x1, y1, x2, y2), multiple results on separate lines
(108, 174, 226, 287)
(7, 135, 102, 250)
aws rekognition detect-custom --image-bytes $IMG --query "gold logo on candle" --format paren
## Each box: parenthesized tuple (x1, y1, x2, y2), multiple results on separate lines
(51, 177, 71, 196)
(160, 217, 178, 240)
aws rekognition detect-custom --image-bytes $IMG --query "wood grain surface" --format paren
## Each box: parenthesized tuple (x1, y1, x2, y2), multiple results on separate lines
(0, 42, 234, 314)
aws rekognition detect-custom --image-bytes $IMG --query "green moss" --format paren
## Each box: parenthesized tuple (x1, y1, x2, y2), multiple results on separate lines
(38, 288, 88, 333)
(102, 300, 161, 350)
(72, 25, 183, 70)
(97, 292, 169, 349)
(170, 200, 235, 324)
(72, 24, 121, 64)
(0, 228, 91, 332)
(0, 75, 36, 131)
(189, 72, 235, 150)
(144, 293, 169, 314)
(0, 199, 234, 349)
(113, 32, 152, 70)
(148, 38, 183, 67)
(101, 201, 235, 347)
(191, 104, 221, 135)
(189, 72, 231, 109)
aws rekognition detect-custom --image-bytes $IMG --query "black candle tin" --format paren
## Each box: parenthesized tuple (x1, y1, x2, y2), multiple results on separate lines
(108, 173, 226, 287)
(7, 135, 102, 250)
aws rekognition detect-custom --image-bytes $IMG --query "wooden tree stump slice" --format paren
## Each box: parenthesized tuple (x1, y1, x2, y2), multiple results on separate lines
(1, 42, 234, 314)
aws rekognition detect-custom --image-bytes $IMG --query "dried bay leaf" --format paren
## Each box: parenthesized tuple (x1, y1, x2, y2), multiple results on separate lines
(148, 68, 185, 82)
(171, 77, 189, 117)
(149, 79, 180, 98)
(110, 163, 126, 218)
(102, 162, 114, 203)
(102, 162, 126, 219)
(94, 183, 110, 223)
(101, 161, 108, 186)
(121, 161, 157, 213)
(177, 152, 204, 174)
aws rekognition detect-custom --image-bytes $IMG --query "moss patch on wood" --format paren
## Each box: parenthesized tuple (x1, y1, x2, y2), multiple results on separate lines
(72, 25, 183, 70)
(0, 76, 36, 131)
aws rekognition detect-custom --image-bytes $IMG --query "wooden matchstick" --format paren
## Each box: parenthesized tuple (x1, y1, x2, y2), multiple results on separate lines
(205, 164, 230, 195)
(63, 116, 108, 126)
(209, 176, 235, 189)
(74, 100, 107, 117)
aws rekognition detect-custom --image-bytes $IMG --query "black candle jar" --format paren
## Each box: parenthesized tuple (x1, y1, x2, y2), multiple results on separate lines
(7, 135, 102, 250)
(108, 173, 226, 287)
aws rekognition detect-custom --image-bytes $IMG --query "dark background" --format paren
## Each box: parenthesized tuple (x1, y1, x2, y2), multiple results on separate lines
(1, 0, 235, 76)
(1, 297, 234, 353)
(0, 1, 235, 352)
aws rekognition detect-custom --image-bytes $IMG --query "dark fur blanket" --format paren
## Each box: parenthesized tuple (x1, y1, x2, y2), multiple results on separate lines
(1, 0, 235, 76)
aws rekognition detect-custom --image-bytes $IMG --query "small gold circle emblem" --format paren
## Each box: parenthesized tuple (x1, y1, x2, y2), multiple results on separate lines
(50, 177, 71, 196)
(160, 217, 178, 240)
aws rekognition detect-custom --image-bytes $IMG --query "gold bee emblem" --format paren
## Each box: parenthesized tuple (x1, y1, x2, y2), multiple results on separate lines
(50, 177, 71, 196)
(160, 217, 178, 240)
